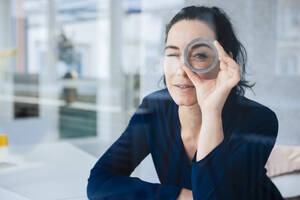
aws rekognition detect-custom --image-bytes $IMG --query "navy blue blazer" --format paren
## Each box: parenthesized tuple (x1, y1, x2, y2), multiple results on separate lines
(87, 88, 283, 200)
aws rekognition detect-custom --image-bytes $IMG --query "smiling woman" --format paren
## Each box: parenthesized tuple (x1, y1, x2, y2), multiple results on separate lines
(87, 6, 283, 200)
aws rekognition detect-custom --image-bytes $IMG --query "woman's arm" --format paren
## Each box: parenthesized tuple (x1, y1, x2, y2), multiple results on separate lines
(87, 97, 182, 200)
(180, 40, 240, 162)
(190, 106, 282, 200)
(181, 40, 282, 199)
(196, 109, 225, 161)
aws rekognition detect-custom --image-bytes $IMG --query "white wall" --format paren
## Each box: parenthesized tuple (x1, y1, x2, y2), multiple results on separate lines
(185, 0, 300, 145)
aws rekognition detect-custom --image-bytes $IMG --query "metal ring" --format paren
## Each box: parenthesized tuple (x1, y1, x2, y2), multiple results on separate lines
(183, 38, 219, 74)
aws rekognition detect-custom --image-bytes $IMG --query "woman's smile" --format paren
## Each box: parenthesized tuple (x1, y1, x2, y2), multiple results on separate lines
(174, 84, 195, 93)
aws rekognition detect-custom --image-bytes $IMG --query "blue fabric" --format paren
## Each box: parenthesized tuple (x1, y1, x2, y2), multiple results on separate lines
(87, 88, 283, 200)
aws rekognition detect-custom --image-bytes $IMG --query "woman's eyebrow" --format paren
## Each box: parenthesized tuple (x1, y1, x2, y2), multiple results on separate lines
(191, 43, 212, 50)
(164, 45, 179, 51)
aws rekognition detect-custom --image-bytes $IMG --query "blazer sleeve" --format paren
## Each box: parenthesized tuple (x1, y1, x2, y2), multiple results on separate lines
(87, 97, 182, 200)
(190, 106, 283, 200)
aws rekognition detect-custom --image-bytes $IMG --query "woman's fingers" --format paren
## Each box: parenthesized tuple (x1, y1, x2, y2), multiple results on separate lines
(214, 41, 230, 73)
(182, 65, 202, 85)
(222, 56, 240, 73)
(219, 57, 228, 72)
(214, 40, 229, 59)
(214, 41, 240, 76)
(222, 56, 241, 84)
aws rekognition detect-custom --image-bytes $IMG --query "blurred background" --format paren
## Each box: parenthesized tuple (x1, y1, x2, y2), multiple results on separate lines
(0, 0, 299, 199)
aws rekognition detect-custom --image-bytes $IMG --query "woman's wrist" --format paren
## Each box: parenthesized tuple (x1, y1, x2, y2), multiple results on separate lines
(201, 109, 222, 120)
(196, 109, 224, 161)
(200, 88, 230, 115)
(177, 188, 193, 200)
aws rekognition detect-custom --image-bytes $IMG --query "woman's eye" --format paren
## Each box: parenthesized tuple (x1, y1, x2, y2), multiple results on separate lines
(166, 54, 178, 57)
(193, 53, 208, 59)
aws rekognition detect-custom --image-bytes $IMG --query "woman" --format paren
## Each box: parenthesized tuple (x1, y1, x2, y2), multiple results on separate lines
(87, 6, 283, 200)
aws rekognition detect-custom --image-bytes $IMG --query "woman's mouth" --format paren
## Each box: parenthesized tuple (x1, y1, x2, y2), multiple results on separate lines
(174, 84, 195, 92)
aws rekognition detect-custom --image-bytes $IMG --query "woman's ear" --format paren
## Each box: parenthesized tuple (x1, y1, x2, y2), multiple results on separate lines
(229, 52, 233, 58)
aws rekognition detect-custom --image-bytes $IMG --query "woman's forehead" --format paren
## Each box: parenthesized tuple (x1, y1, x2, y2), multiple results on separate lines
(166, 20, 216, 48)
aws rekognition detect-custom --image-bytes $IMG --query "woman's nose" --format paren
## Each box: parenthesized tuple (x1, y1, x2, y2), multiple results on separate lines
(175, 56, 187, 76)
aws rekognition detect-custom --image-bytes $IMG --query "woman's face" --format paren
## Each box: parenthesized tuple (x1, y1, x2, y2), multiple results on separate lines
(164, 20, 220, 106)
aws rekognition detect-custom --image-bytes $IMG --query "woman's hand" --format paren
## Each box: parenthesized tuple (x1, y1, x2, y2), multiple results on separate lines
(182, 40, 240, 114)
(177, 188, 193, 200)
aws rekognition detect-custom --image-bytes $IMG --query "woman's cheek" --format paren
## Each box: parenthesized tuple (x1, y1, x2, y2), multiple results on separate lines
(163, 58, 180, 76)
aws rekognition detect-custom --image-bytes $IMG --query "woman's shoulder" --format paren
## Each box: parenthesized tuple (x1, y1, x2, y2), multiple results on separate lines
(141, 88, 174, 112)
(143, 88, 172, 102)
(233, 95, 279, 133)
(236, 95, 278, 121)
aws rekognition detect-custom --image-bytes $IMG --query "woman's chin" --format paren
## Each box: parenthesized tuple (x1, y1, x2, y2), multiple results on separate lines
(173, 96, 197, 106)
(167, 86, 197, 106)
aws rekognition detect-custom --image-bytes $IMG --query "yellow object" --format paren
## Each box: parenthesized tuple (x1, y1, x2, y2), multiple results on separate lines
(0, 48, 17, 69)
(0, 49, 17, 57)
(0, 134, 8, 146)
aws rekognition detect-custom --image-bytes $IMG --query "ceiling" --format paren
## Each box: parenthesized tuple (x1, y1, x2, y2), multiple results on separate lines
(21, 0, 141, 26)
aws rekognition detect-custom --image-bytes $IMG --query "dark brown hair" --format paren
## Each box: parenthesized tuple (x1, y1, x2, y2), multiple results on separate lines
(159, 6, 255, 96)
